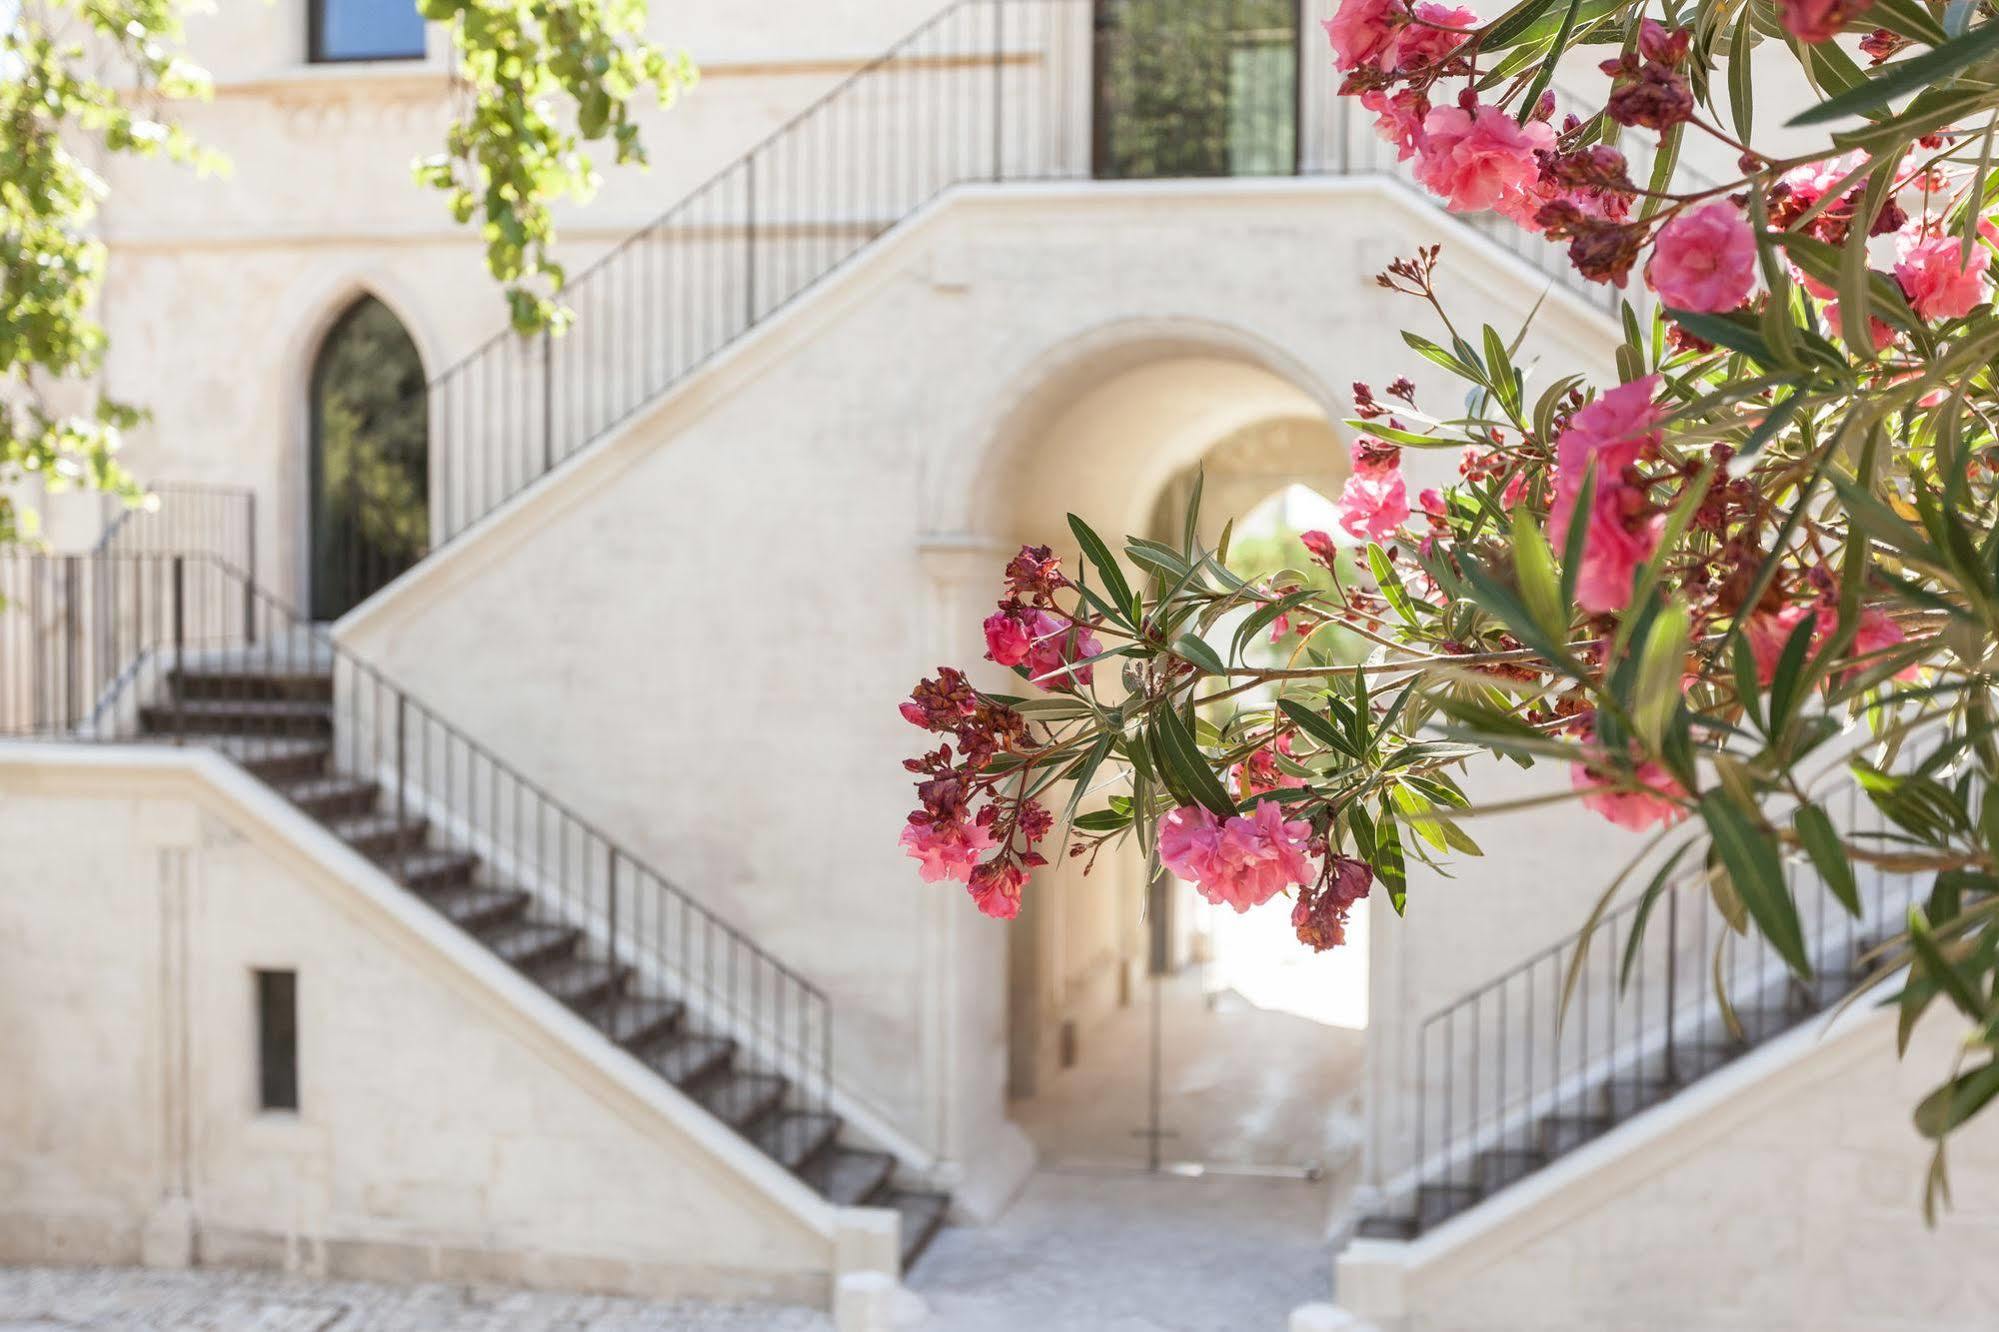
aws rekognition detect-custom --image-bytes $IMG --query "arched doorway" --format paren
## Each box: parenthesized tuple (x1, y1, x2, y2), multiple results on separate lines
(978, 341, 1371, 1197)
(308, 296, 429, 621)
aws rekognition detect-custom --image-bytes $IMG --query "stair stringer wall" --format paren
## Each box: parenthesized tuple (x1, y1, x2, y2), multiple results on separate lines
(1335, 990, 1999, 1332)
(0, 742, 874, 1302)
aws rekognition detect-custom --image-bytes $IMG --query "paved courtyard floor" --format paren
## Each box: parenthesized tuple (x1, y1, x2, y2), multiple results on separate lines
(0, 1171, 1330, 1331)
(0, 1266, 832, 1331)
(908, 1169, 1333, 1331)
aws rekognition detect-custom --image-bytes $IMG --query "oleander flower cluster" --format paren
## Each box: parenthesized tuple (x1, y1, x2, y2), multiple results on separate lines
(894, 0, 1999, 1172)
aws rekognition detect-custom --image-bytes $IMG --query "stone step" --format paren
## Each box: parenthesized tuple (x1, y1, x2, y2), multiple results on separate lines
(1353, 1212, 1420, 1241)
(751, 1110, 841, 1173)
(482, 920, 582, 971)
(387, 848, 481, 894)
(1537, 1113, 1612, 1157)
(1414, 1181, 1482, 1231)
(1475, 1147, 1547, 1193)
(645, 1031, 738, 1087)
(421, 884, 532, 933)
(886, 1190, 950, 1270)
(172, 668, 333, 703)
(330, 812, 429, 859)
(280, 775, 380, 821)
(688, 1069, 787, 1132)
(142, 698, 333, 737)
(1598, 1078, 1677, 1121)
(225, 738, 331, 783)
(529, 957, 632, 1011)
(583, 994, 684, 1050)
(800, 1146, 896, 1208)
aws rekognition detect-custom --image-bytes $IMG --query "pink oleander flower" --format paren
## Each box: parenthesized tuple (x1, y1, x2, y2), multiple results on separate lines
(1780, 0, 1874, 44)
(1300, 529, 1341, 566)
(1414, 102, 1556, 218)
(1322, 0, 1399, 71)
(1232, 734, 1307, 799)
(983, 610, 1032, 667)
(967, 861, 1026, 920)
(1745, 604, 1816, 685)
(1780, 151, 1868, 207)
(1648, 202, 1757, 313)
(1551, 375, 1663, 523)
(1896, 232, 1991, 321)
(1021, 609, 1103, 690)
(1337, 439, 1412, 541)
(1208, 802, 1320, 912)
(1573, 756, 1689, 831)
(1745, 600, 1919, 687)
(1160, 801, 1319, 913)
(1571, 486, 1664, 614)
(1387, 1, 1479, 70)
(1159, 805, 1227, 885)
(1360, 87, 1429, 162)
(900, 813, 996, 884)
(1821, 300, 1898, 351)
(1293, 856, 1373, 951)
(1853, 608, 1919, 682)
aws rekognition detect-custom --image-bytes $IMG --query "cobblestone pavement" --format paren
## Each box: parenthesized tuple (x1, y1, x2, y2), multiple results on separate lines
(0, 1267, 833, 1331)
(1, 1171, 1330, 1331)
(907, 1170, 1332, 1332)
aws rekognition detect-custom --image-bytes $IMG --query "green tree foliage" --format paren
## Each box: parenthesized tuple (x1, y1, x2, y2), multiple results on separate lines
(0, 0, 691, 543)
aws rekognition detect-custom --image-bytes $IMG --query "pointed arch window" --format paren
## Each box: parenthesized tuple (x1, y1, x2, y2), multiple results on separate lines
(309, 296, 429, 621)
(309, 0, 426, 63)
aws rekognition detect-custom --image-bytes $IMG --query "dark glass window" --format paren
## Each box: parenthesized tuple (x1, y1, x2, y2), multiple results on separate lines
(1093, 0, 1300, 180)
(309, 296, 429, 621)
(310, 0, 426, 62)
(256, 969, 299, 1112)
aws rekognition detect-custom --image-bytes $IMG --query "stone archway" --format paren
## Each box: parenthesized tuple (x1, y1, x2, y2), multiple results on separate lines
(306, 294, 429, 621)
(953, 331, 1372, 1196)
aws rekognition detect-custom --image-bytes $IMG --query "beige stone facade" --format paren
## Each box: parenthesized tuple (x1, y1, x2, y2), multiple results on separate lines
(8, 2, 1999, 1325)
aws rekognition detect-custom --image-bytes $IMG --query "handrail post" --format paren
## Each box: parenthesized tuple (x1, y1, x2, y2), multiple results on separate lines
(991, 0, 1004, 182)
(606, 846, 621, 1028)
(170, 555, 185, 745)
(63, 556, 79, 731)
(541, 328, 555, 473)
(744, 156, 757, 330)
(1664, 885, 1680, 1081)
(395, 693, 408, 874)
(243, 489, 258, 645)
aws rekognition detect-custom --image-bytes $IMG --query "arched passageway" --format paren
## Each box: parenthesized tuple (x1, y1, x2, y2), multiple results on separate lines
(976, 336, 1374, 1197)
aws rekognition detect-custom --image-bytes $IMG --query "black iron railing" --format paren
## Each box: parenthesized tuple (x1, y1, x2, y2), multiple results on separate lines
(97, 482, 257, 573)
(0, 550, 832, 1122)
(1364, 782, 1912, 1237)
(367, 0, 1671, 609)
(95, 483, 260, 640)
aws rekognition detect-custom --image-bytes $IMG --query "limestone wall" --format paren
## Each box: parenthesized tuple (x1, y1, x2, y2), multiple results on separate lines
(1337, 1004, 1999, 1331)
(0, 746, 840, 1303)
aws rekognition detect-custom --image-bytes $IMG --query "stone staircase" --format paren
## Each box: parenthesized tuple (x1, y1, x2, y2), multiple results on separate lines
(143, 656, 950, 1269)
(1359, 897, 1891, 1239)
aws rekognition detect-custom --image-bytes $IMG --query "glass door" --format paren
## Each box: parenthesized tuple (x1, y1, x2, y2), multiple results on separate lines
(1092, 0, 1301, 180)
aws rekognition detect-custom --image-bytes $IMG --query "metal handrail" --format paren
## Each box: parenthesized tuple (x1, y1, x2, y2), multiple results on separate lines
(342, 0, 1683, 605)
(0, 549, 832, 1120)
(1373, 778, 1911, 1235)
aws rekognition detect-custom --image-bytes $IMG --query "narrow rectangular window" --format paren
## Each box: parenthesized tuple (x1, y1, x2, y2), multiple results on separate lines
(309, 0, 427, 63)
(256, 969, 299, 1112)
